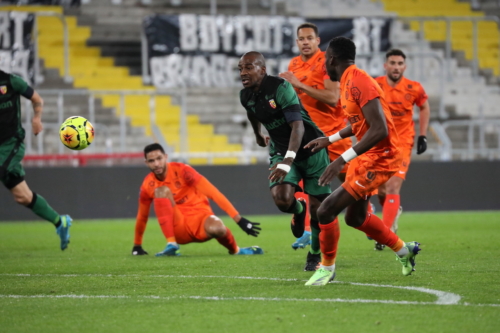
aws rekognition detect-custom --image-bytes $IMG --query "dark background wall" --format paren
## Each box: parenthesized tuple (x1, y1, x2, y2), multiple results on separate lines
(1, 161, 499, 221)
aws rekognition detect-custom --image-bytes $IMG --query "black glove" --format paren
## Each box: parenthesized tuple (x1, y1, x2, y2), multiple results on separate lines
(132, 245, 148, 255)
(237, 217, 261, 237)
(417, 135, 427, 155)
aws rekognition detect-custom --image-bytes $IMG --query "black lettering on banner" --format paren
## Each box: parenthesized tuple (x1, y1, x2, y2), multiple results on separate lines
(0, 11, 35, 85)
(145, 15, 392, 88)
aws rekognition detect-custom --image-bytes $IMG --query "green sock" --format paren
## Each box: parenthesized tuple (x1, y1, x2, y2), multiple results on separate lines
(310, 224, 321, 254)
(288, 199, 304, 215)
(28, 192, 60, 225)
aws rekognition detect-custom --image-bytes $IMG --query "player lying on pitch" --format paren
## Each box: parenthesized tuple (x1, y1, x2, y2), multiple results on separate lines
(132, 143, 263, 257)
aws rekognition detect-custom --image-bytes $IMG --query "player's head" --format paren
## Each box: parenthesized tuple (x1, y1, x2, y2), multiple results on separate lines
(296, 23, 320, 57)
(384, 49, 406, 83)
(238, 51, 267, 91)
(325, 37, 356, 80)
(144, 143, 167, 177)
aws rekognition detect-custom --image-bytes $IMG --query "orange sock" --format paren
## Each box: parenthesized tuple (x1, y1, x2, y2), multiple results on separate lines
(382, 194, 400, 229)
(319, 218, 340, 266)
(217, 227, 239, 254)
(154, 198, 176, 243)
(295, 181, 310, 232)
(355, 213, 403, 251)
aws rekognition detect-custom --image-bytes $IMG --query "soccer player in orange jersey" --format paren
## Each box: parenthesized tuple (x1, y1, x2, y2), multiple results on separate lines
(371, 49, 430, 251)
(279, 23, 351, 270)
(303, 37, 421, 286)
(132, 143, 263, 257)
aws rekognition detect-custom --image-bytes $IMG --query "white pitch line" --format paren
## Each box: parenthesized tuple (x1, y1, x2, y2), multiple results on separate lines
(1, 294, 499, 307)
(0, 273, 487, 306)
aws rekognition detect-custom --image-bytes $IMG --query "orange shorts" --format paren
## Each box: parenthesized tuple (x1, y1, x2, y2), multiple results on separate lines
(173, 207, 213, 244)
(328, 139, 352, 174)
(393, 146, 412, 180)
(342, 152, 402, 201)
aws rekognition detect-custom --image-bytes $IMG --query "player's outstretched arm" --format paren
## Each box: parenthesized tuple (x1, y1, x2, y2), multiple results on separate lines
(132, 245, 148, 255)
(247, 112, 269, 147)
(30, 91, 44, 136)
(133, 190, 152, 254)
(304, 126, 354, 152)
(417, 100, 430, 154)
(234, 215, 261, 237)
(355, 98, 388, 155)
(279, 72, 339, 107)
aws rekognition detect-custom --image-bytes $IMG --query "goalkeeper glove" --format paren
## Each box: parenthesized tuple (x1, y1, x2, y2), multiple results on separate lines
(132, 245, 148, 255)
(237, 217, 261, 237)
(417, 135, 427, 155)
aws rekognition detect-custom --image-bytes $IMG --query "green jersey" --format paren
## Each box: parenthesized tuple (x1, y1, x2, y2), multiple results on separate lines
(0, 71, 33, 144)
(240, 75, 324, 161)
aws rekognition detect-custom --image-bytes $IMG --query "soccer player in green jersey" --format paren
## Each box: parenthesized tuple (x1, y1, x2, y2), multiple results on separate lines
(239, 51, 331, 270)
(0, 70, 71, 250)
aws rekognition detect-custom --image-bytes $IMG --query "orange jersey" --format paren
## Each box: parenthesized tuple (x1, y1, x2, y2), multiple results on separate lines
(138, 162, 239, 217)
(288, 50, 346, 135)
(375, 76, 428, 148)
(340, 65, 400, 170)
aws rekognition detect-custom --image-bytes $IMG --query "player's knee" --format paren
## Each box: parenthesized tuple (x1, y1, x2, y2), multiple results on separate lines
(316, 204, 335, 224)
(273, 195, 294, 212)
(13, 192, 31, 206)
(205, 216, 226, 238)
(154, 186, 172, 199)
(345, 211, 366, 228)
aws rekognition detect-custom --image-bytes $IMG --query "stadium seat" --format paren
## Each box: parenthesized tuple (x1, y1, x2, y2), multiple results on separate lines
(1, 5, 245, 164)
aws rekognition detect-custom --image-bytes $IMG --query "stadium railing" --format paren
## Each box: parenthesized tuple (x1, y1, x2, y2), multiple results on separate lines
(398, 16, 500, 81)
(23, 89, 271, 166)
(431, 119, 500, 161)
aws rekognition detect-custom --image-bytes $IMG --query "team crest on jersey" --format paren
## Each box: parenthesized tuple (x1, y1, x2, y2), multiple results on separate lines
(0, 86, 7, 94)
(269, 99, 276, 109)
(405, 93, 412, 101)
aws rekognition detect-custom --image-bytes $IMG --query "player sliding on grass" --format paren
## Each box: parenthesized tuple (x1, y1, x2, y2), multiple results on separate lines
(239, 51, 331, 271)
(132, 143, 263, 257)
(304, 37, 421, 286)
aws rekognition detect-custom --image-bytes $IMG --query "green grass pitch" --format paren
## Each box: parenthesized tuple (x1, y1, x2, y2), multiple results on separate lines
(1, 211, 499, 332)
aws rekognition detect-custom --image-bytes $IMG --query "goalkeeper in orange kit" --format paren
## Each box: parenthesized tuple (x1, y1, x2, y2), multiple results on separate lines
(132, 143, 263, 257)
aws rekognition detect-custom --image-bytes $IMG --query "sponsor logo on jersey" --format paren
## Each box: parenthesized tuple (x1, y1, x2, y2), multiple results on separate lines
(0, 86, 7, 94)
(265, 117, 286, 130)
(269, 99, 276, 109)
(0, 101, 13, 109)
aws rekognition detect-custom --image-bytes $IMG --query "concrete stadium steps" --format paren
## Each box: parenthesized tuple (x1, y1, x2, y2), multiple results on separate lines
(284, 0, 390, 17)
(379, 0, 500, 76)
(77, 0, 277, 16)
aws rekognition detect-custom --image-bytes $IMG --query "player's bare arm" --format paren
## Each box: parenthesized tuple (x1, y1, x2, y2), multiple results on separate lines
(318, 98, 387, 186)
(269, 120, 304, 183)
(279, 72, 339, 107)
(304, 125, 354, 153)
(247, 111, 269, 147)
(30, 91, 43, 135)
(195, 176, 262, 237)
(417, 100, 430, 154)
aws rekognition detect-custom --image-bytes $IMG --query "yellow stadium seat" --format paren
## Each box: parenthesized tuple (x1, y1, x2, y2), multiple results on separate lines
(381, 0, 498, 76)
(0, 5, 244, 164)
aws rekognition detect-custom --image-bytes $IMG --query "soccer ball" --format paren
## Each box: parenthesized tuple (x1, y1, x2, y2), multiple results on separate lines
(59, 116, 95, 150)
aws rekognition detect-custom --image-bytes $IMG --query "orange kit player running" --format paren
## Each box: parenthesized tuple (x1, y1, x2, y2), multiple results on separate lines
(132, 143, 263, 257)
(371, 49, 430, 251)
(279, 22, 351, 270)
(304, 37, 421, 286)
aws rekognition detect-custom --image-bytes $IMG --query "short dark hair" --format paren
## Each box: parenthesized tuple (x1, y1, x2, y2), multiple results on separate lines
(386, 49, 406, 60)
(297, 23, 319, 37)
(144, 143, 165, 158)
(241, 51, 266, 67)
(327, 37, 356, 61)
